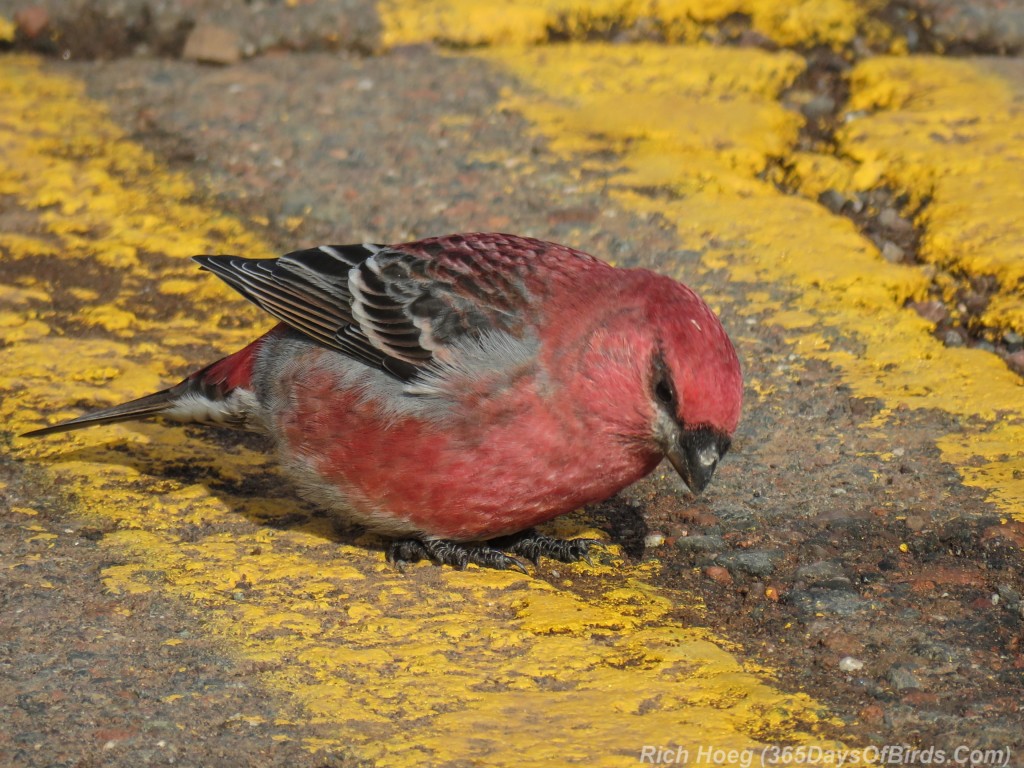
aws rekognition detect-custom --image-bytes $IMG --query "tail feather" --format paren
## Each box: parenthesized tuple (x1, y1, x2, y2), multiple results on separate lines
(21, 389, 178, 437)
(22, 329, 273, 439)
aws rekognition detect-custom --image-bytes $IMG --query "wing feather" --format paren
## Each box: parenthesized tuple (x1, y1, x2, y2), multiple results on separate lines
(195, 233, 600, 380)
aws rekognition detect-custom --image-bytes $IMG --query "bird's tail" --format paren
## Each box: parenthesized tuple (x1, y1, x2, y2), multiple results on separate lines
(21, 388, 181, 437)
(21, 329, 275, 439)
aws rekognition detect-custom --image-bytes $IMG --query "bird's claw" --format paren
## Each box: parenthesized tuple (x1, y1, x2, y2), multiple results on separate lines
(386, 530, 606, 573)
(386, 538, 528, 573)
(491, 529, 606, 567)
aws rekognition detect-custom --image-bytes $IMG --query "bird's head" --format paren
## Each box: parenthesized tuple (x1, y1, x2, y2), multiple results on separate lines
(640, 275, 743, 495)
(554, 267, 742, 495)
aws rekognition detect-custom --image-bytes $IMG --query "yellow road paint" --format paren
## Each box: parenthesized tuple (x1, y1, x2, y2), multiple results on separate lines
(2, 55, 852, 764)
(382, 0, 892, 51)
(839, 57, 1024, 334)
(0, 15, 13, 44)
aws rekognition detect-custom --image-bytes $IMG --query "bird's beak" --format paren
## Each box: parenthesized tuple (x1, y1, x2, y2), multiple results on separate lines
(663, 426, 728, 496)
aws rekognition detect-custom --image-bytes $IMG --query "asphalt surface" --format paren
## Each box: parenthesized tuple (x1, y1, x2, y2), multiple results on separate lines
(2, 2, 1023, 767)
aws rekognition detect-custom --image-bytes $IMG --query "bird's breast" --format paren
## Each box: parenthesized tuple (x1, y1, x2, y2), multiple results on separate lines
(269, 358, 659, 541)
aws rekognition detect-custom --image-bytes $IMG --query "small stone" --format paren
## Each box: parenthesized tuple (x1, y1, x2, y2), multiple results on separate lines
(1003, 330, 1023, 352)
(877, 207, 899, 227)
(14, 6, 49, 38)
(914, 641, 959, 665)
(905, 514, 927, 532)
(715, 549, 783, 577)
(704, 565, 733, 585)
(821, 630, 864, 656)
(796, 560, 845, 582)
(689, 512, 719, 527)
(859, 703, 884, 723)
(881, 241, 905, 263)
(182, 24, 242, 65)
(839, 656, 865, 672)
(675, 534, 726, 555)
(963, 291, 989, 314)
(878, 207, 914, 234)
(908, 300, 948, 325)
(801, 94, 836, 121)
(973, 340, 995, 353)
(1006, 350, 1024, 375)
(643, 532, 665, 548)
(818, 189, 849, 214)
(887, 664, 921, 691)
(996, 584, 1021, 609)
(790, 588, 873, 616)
(909, 579, 936, 594)
(944, 329, 965, 347)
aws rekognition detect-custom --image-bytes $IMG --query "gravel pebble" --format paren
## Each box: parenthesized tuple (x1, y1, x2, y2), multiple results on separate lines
(790, 588, 875, 616)
(675, 534, 727, 554)
(1006, 350, 1024, 375)
(908, 300, 949, 324)
(716, 549, 784, 577)
(801, 93, 836, 120)
(905, 514, 928, 532)
(643, 532, 665, 548)
(944, 329, 965, 347)
(704, 565, 734, 585)
(877, 207, 914, 233)
(796, 560, 845, 582)
(182, 24, 242, 65)
(881, 240, 905, 263)
(996, 584, 1021, 609)
(14, 5, 49, 38)
(888, 664, 922, 691)
(839, 656, 865, 672)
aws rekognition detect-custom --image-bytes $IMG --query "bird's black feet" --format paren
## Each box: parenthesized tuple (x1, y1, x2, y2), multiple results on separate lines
(490, 528, 605, 566)
(386, 538, 528, 573)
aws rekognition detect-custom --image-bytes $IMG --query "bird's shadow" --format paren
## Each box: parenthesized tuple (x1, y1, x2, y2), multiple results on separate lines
(28, 425, 360, 541)
(29, 423, 650, 560)
(587, 498, 649, 560)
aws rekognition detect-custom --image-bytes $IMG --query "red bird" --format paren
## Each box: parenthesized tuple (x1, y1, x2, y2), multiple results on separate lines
(25, 233, 742, 571)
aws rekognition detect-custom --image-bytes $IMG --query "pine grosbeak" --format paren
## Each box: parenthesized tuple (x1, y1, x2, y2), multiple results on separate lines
(26, 233, 742, 571)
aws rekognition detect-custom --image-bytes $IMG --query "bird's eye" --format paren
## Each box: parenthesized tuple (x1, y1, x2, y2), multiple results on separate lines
(655, 377, 675, 406)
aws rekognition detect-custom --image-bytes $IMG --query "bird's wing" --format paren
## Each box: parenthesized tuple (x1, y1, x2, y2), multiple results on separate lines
(195, 234, 591, 380)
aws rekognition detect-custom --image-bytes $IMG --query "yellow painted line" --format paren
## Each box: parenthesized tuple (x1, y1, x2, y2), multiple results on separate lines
(379, 31, 1023, 519)
(0, 15, 14, 43)
(840, 56, 1024, 335)
(2, 55, 853, 764)
(382, 0, 897, 51)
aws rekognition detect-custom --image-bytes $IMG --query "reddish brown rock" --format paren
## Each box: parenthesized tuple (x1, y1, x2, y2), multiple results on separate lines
(14, 6, 49, 39)
(704, 565, 734, 585)
(182, 24, 242, 65)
